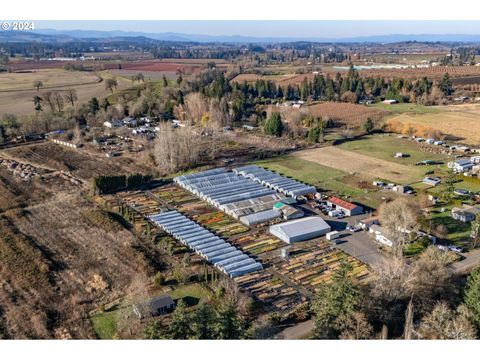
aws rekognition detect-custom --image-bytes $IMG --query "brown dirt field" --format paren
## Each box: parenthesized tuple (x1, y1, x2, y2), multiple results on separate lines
(233, 66, 480, 87)
(307, 102, 388, 127)
(1, 143, 152, 181)
(0, 192, 151, 339)
(387, 103, 480, 145)
(293, 146, 419, 183)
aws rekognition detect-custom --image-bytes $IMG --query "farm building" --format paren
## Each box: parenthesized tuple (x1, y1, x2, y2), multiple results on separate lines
(423, 177, 441, 186)
(132, 295, 175, 319)
(369, 224, 393, 247)
(148, 210, 263, 278)
(357, 216, 380, 230)
(273, 202, 304, 220)
(239, 209, 281, 226)
(448, 159, 474, 173)
(451, 206, 480, 223)
(326, 197, 363, 216)
(233, 165, 317, 199)
(269, 216, 331, 244)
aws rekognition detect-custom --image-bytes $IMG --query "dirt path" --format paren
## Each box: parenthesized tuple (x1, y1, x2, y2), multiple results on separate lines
(293, 146, 418, 183)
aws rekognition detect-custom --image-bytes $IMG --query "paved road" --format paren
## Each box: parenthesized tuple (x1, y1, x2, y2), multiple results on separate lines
(453, 248, 480, 274)
(276, 319, 314, 339)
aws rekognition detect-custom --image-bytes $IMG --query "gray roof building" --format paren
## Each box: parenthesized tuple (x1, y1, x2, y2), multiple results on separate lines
(269, 216, 331, 244)
(132, 295, 175, 319)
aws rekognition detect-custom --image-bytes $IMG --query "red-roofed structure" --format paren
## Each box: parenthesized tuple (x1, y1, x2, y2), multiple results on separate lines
(327, 197, 363, 216)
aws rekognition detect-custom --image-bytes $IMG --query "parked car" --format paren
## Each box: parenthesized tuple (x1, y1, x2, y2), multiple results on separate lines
(448, 245, 464, 253)
(347, 225, 361, 232)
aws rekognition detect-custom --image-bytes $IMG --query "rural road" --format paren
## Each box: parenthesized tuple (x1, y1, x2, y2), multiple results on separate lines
(276, 319, 314, 339)
(452, 248, 480, 274)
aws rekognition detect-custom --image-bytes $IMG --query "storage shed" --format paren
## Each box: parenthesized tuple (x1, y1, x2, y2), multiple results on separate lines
(269, 216, 331, 244)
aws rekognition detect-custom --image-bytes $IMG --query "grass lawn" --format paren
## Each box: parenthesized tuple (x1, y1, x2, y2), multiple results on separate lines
(254, 156, 366, 197)
(168, 283, 213, 307)
(428, 206, 472, 246)
(404, 241, 428, 257)
(90, 304, 124, 339)
(338, 134, 449, 167)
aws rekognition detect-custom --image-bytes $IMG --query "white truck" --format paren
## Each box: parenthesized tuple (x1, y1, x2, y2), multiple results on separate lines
(326, 231, 340, 241)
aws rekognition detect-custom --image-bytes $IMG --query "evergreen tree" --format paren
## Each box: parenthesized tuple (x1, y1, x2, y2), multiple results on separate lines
(438, 73, 454, 96)
(264, 112, 284, 137)
(464, 266, 480, 330)
(215, 302, 243, 339)
(363, 117, 374, 134)
(192, 303, 216, 339)
(311, 262, 359, 338)
(165, 299, 193, 339)
(88, 97, 100, 115)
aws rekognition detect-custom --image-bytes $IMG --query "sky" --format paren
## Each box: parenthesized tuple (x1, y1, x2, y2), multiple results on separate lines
(35, 20, 480, 38)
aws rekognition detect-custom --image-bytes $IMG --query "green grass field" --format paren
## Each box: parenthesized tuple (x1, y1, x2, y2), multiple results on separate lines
(372, 103, 442, 115)
(254, 156, 365, 197)
(338, 134, 449, 166)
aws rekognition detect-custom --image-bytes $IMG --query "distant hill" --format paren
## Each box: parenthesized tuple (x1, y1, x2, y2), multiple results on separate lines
(2, 28, 480, 44)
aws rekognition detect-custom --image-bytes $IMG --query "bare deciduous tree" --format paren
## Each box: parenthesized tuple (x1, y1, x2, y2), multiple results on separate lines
(153, 123, 200, 173)
(64, 89, 77, 107)
(184, 92, 208, 125)
(417, 302, 476, 340)
(379, 198, 421, 257)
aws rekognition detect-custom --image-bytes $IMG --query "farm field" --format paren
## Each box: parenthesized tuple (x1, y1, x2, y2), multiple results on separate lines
(372, 102, 442, 115)
(338, 134, 450, 166)
(307, 102, 388, 127)
(0, 69, 101, 92)
(254, 156, 366, 197)
(292, 145, 430, 184)
(1, 142, 151, 181)
(0, 70, 130, 116)
(386, 104, 480, 145)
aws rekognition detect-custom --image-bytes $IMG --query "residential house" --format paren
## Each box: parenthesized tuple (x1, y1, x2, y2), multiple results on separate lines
(452, 206, 480, 223)
(423, 177, 441, 186)
(448, 159, 474, 173)
(132, 295, 175, 319)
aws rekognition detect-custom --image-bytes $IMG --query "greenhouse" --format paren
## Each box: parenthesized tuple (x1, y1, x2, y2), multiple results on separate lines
(149, 210, 263, 277)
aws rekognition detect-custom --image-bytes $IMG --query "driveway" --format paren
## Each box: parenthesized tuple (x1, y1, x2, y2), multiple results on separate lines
(276, 319, 314, 339)
(452, 248, 480, 274)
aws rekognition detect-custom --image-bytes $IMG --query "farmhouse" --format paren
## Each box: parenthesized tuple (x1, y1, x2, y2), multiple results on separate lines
(369, 224, 393, 247)
(326, 197, 363, 216)
(269, 216, 331, 244)
(448, 159, 474, 173)
(451, 206, 480, 223)
(132, 295, 175, 319)
(423, 177, 441, 186)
